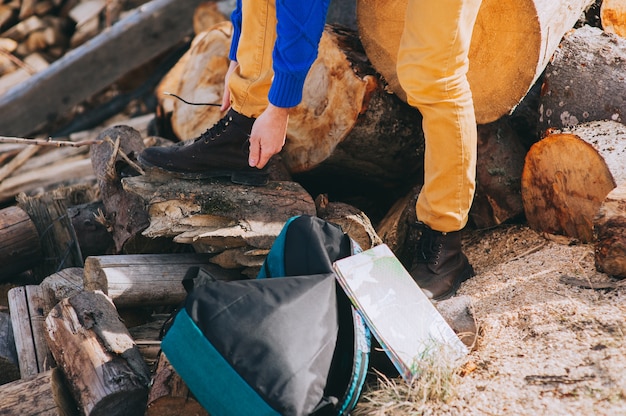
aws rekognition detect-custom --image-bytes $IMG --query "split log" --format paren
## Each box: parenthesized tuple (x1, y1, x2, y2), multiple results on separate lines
(82, 254, 240, 308)
(89, 125, 149, 252)
(145, 352, 208, 416)
(121, 174, 317, 258)
(594, 183, 626, 278)
(45, 290, 151, 416)
(0, 368, 78, 416)
(157, 22, 425, 184)
(521, 120, 626, 242)
(356, 0, 595, 124)
(538, 25, 626, 133)
(0, 311, 19, 385)
(601, 0, 626, 38)
(0, 0, 209, 137)
(0, 205, 42, 282)
(7, 285, 55, 378)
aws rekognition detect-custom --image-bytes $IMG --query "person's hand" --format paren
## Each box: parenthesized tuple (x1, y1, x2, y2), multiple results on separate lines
(221, 60, 238, 112)
(248, 104, 289, 169)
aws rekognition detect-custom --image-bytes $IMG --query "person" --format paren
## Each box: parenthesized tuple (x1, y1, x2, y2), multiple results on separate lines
(138, 0, 482, 300)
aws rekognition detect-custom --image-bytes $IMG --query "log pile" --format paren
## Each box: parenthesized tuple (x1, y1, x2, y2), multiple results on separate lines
(2, 0, 626, 414)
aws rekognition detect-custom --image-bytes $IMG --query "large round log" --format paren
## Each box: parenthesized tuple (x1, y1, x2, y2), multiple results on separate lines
(538, 25, 626, 133)
(356, 0, 595, 124)
(521, 120, 626, 242)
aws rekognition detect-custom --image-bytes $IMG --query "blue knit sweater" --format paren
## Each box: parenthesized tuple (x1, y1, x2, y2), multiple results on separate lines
(229, 0, 330, 108)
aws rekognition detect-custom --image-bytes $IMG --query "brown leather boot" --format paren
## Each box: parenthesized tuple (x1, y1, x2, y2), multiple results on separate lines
(138, 109, 268, 186)
(408, 222, 475, 300)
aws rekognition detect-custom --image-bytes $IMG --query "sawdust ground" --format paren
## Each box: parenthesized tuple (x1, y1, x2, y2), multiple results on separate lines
(357, 224, 626, 415)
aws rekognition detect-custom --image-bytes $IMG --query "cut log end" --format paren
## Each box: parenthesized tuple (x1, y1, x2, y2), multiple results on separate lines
(521, 133, 616, 242)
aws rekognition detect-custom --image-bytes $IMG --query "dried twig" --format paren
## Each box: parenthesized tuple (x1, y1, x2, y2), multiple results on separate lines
(0, 49, 37, 74)
(102, 135, 145, 176)
(0, 136, 103, 147)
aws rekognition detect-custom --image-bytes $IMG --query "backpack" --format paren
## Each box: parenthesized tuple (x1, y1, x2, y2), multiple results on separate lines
(161, 215, 371, 416)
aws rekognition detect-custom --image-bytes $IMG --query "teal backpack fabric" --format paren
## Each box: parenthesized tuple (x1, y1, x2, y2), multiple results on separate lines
(161, 215, 370, 416)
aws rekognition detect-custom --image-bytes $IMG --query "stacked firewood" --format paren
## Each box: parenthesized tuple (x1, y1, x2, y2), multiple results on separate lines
(0, 0, 153, 95)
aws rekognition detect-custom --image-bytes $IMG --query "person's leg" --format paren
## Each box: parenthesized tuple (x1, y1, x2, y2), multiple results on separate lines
(228, 0, 276, 118)
(138, 0, 276, 186)
(397, 0, 482, 299)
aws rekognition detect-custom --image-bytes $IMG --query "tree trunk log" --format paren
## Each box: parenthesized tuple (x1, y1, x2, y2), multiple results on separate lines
(82, 254, 240, 308)
(0, 311, 19, 385)
(0, 205, 42, 282)
(594, 183, 626, 278)
(145, 352, 208, 416)
(121, 174, 317, 252)
(601, 0, 626, 38)
(539, 25, 626, 133)
(44, 290, 151, 416)
(7, 285, 55, 379)
(0, 368, 78, 416)
(521, 120, 626, 242)
(356, 0, 595, 124)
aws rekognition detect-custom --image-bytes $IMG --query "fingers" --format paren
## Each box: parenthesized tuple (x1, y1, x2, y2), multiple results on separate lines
(248, 136, 261, 168)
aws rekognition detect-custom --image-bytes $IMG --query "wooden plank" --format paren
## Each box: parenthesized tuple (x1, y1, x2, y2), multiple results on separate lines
(0, 0, 208, 137)
(7, 285, 55, 379)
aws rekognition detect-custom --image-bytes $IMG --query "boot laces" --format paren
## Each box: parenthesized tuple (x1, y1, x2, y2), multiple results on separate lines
(414, 225, 443, 265)
(196, 116, 232, 144)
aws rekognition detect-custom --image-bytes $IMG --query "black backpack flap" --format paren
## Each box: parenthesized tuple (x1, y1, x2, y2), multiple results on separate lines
(185, 272, 340, 416)
(283, 216, 353, 277)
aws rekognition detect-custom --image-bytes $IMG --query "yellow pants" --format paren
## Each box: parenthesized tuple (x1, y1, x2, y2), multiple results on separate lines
(397, 0, 481, 232)
(228, 0, 277, 118)
(230, 0, 481, 232)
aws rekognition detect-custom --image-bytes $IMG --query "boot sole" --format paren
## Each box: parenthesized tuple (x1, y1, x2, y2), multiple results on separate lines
(138, 156, 269, 186)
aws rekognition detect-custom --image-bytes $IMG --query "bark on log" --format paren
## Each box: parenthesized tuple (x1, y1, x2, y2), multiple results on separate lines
(315, 194, 383, 250)
(157, 23, 425, 184)
(594, 183, 626, 278)
(601, 0, 626, 38)
(121, 174, 317, 253)
(0, 205, 42, 282)
(521, 120, 626, 242)
(40, 267, 84, 304)
(83, 254, 240, 308)
(89, 125, 150, 253)
(7, 285, 55, 378)
(471, 117, 528, 229)
(0, 368, 78, 416)
(0, 311, 19, 385)
(145, 352, 208, 416)
(16, 184, 95, 282)
(356, 0, 595, 124)
(538, 25, 626, 133)
(44, 290, 151, 416)
(0, 0, 208, 137)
